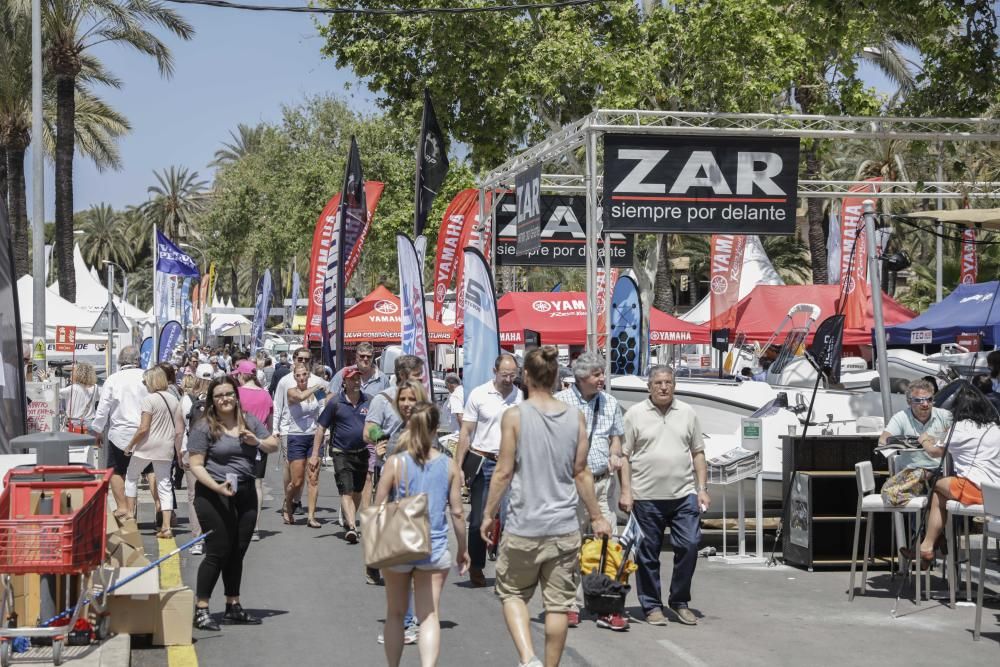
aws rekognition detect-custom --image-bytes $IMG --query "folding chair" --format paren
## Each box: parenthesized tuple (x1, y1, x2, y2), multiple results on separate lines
(974, 481, 1000, 640)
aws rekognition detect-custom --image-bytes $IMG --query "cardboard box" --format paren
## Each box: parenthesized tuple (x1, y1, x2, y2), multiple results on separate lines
(154, 588, 193, 646)
(107, 595, 157, 636)
(101, 565, 159, 597)
(116, 518, 144, 550)
(106, 542, 149, 568)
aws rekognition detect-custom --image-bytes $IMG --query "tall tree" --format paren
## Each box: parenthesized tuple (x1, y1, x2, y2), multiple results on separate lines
(43, 0, 193, 302)
(139, 165, 208, 241)
(76, 203, 133, 268)
(210, 123, 265, 167)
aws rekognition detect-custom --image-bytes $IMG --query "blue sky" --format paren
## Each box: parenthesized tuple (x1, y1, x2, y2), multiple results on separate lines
(25, 7, 897, 219)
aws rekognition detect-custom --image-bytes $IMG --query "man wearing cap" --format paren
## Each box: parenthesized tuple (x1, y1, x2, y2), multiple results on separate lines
(328, 342, 388, 397)
(444, 373, 464, 433)
(313, 366, 370, 543)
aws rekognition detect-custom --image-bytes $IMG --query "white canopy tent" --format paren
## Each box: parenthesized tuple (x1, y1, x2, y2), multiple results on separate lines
(16, 275, 108, 343)
(680, 236, 784, 324)
(211, 313, 252, 337)
(50, 245, 154, 325)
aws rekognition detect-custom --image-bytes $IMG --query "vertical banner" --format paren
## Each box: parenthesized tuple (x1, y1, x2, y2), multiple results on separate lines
(709, 234, 747, 329)
(596, 264, 619, 351)
(827, 205, 841, 285)
(432, 189, 478, 320)
(461, 247, 500, 406)
(0, 194, 26, 452)
(454, 190, 496, 332)
(139, 337, 154, 369)
(251, 269, 273, 355)
(192, 283, 201, 327)
(414, 89, 450, 237)
(157, 322, 182, 363)
(154, 229, 200, 330)
(181, 277, 193, 329)
(960, 228, 977, 285)
(610, 274, 642, 376)
(397, 235, 432, 397)
(839, 180, 880, 330)
(807, 314, 846, 384)
(514, 163, 542, 256)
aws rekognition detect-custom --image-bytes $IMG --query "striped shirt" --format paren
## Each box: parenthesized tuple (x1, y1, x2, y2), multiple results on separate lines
(554, 386, 624, 476)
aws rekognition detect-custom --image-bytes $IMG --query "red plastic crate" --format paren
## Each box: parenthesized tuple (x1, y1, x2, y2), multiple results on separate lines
(0, 466, 112, 575)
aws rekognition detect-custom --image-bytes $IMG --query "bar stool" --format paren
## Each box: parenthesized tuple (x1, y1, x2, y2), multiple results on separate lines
(945, 499, 982, 607)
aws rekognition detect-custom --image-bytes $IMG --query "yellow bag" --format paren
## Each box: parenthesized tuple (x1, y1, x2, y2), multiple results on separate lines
(579, 537, 637, 581)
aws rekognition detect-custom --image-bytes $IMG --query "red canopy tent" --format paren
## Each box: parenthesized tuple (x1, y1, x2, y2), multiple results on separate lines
(497, 291, 709, 346)
(706, 284, 915, 346)
(344, 285, 455, 343)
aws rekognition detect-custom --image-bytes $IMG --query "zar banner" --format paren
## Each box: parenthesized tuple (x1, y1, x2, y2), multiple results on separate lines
(0, 194, 26, 452)
(603, 134, 799, 234)
(514, 163, 542, 256)
(461, 247, 500, 407)
(495, 194, 634, 267)
(960, 228, 977, 285)
(709, 234, 747, 330)
(157, 322, 183, 363)
(251, 269, 273, 355)
(397, 235, 432, 398)
(432, 189, 479, 320)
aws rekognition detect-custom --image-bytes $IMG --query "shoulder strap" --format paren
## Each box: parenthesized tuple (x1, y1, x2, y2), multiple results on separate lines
(587, 393, 601, 445)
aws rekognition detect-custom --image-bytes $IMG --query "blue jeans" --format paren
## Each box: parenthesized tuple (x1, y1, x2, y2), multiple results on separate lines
(632, 495, 701, 613)
(467, 457, 496, 570)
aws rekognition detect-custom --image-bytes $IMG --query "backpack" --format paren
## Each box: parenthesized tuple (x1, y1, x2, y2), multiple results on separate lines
(188, 393, 208, 431)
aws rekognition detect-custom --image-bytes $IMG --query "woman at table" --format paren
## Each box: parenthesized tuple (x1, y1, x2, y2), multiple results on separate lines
(188, 376, 278, 630)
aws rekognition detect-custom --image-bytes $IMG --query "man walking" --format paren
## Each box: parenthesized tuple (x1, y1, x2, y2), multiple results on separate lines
(444, 373, 464, 433)
(554, 352, 626, 631)
(273, 347, 325, 516)
(456, 353, 522, 587)
(328, 342, 389, 397)
(90, 346, 149, 512)
(619, 365, 709, 627)
(313, 366, 370, 543)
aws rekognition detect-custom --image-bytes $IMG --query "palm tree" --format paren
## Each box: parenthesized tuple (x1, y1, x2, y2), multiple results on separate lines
(76, 203, 133, 268)
(138, 166, 209, 242)
(43, 0, 194, 302)
(210, 123, 265, 167)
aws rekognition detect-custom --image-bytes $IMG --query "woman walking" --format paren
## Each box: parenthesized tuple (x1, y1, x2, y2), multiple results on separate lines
(122, 367, 185, 538)
(235, 359, 274, 541)
(60, 362, 100, 433)
(188, 376, 278, 631)
(283, 363, 325, 527)
(376, 402, 468, 667)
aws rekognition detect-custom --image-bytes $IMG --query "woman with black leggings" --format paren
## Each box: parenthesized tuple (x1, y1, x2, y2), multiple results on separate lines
(187, 376, 278, 631)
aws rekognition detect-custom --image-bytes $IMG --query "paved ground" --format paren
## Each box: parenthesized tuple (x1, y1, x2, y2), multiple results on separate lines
(128, 462, 1000, 667)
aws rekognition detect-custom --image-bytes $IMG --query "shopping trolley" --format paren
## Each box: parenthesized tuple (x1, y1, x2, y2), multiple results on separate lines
(0, 466, 113, 666)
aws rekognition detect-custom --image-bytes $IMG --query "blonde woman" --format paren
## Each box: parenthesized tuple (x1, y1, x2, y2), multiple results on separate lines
(123, 367, 185, 537)
(60, 362, 100, 433)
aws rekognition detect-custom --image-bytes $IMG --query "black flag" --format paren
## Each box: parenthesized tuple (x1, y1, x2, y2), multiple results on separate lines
(0, 192, 26, 452)
(807, 315, 846, 384)
(414, 90, 449, 237)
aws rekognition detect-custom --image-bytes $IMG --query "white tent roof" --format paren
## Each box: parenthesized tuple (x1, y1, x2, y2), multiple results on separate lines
(680, 236, 784, 324)
(211, 313, 252, 336)
(17, 275, 109, 343)
(50, 245, 153, 324)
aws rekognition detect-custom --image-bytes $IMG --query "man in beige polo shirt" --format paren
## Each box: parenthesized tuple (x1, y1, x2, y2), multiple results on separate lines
(619, 365, 710, 627)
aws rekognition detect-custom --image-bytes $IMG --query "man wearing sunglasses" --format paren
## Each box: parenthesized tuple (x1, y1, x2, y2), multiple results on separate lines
(327, 342, 389, 397)
(880, 379, 953, 470)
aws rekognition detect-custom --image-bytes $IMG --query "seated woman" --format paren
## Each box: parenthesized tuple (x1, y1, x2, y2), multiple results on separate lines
(903, 383, 1000, 565)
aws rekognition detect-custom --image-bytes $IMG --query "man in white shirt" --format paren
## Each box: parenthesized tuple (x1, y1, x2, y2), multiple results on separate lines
(456, 353, 522, 587)
(444, 373, 464, 433)
(272, 346, 326, 514)
(90, 346, 149, 510)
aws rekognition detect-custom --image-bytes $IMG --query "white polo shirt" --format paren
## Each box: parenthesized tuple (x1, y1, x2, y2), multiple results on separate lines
(463, 381, 521, 456)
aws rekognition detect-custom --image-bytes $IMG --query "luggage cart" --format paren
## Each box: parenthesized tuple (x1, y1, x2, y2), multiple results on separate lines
(0, 466, 113, 666)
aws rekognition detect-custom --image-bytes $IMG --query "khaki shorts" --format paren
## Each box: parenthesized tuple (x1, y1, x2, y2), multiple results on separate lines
(494, 531, 581, 613)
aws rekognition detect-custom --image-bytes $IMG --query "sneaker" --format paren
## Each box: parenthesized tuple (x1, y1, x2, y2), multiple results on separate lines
(566, 610, 580, 628)
(645, 609, 669, 626)
(188, 542, 204, 556)
(193, 607, 220, 631)
(345, 529, 358, 544)
(519, 658, 543, 667)
(596, 613, 629, 631)
(365, 568, 382, 585)
(403, 625, 419, 645)
(251, 530, 261, 542)
(669, 606, 697, 626)
(292, 501, 302, 515)
(221, 603, 262, 625)
(469, 568, 487, 587)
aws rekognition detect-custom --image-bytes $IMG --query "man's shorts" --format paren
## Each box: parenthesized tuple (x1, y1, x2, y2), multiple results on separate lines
(950, 476, 984, 505)
(106, 442, 130, 476)
(331, 448, 368, 495)
(286, 434, 313, 462)
(494, 531, 581, 613)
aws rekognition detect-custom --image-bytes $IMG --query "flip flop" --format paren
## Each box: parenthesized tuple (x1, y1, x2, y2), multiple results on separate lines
(156, 529, 174, 539)
(282, 503, 295, 525)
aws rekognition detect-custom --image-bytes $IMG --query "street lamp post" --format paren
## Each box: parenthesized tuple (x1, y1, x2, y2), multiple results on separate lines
(102, 261, 124, 375)
(179, 243, 208, 346)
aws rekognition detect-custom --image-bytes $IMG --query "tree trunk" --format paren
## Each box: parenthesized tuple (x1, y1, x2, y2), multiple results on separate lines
(5, 147, 29, 278)
(804, 143, 829, 284)
(652, 234, 674, 314)
(0, 146, 7, 213)
(54, 73, 76, 302)
(229, 264, 239, 306)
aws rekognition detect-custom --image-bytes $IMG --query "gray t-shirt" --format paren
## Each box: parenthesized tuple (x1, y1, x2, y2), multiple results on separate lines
(187, 413, 270, 482)
(366, 387, 402, 440)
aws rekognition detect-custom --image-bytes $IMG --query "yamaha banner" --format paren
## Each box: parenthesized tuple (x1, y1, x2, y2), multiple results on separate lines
(432, 189, 478, 320)
(251, 269, 272, 355)
(397, 234, 432, 398)
(461, 247, 500, 406)
(603, 135, 799, 234)
(960, 228, 977, 285)
(709, 234, 747, 330)
(157, 321, 183, 363)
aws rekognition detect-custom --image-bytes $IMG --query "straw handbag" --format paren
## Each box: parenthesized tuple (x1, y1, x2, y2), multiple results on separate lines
(359, 454, 431, 569)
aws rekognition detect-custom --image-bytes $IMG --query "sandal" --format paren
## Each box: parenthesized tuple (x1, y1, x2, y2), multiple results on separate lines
(282, 503, 294, 525)
(899, 547, 935, 569)
(307, 518, 321, 529)
(113, 509, 131, 523)
(156, 529, 174, 539)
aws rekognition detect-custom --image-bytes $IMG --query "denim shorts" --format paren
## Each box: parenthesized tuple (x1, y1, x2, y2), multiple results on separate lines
(286, 434, 314, 461)
(387, 549, 453, 573)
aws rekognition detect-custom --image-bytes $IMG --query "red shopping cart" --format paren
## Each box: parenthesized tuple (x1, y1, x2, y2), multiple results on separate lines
(0, 466, 113, 666)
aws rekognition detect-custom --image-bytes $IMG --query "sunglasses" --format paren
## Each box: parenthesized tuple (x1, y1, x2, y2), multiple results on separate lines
(213, 391, 237, 400)
(357, 354, 373, 360)
(296, 357, 310, 362)
(909, 397, 932, 405)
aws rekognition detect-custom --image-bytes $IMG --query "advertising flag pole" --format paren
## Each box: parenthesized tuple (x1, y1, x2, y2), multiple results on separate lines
(152, 224, 159, 363)
(585, 129, 598, 352)
(863, 200, 891, 422)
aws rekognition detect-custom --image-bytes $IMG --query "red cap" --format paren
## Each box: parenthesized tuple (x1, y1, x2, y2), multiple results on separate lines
(343, 365, 361, 378)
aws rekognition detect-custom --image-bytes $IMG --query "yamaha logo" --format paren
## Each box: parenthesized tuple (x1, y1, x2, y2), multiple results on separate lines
(374, 300, 398, 315)
(962, 275, 975, 285)
(843, 276, 857, 294)
(532, 300, 552, 313)
(312, 286, 323, 306)
(710, 276, 728, 295)
(435, 284, 446, 301)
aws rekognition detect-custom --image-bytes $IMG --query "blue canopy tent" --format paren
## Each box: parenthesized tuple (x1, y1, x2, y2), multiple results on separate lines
(885, 281, 1000, 346)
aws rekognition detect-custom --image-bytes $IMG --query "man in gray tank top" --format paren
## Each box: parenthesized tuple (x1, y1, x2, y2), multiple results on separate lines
(482, 346, 609, 667)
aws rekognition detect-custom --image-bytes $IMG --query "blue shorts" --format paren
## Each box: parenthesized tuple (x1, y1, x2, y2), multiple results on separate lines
(286, 434, 314, 461)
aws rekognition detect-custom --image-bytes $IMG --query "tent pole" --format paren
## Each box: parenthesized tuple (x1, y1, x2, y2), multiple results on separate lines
(585, 129, 598, 352)
(864, 200, 891, 422)
(936, 141, 944, 303)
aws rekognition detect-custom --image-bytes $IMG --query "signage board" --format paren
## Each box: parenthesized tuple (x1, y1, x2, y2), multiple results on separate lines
(603, 134, 800, 234)
(957, 333, 982, 352)
(495, 194, 634, 266)
(523, 328, 540, 351)
(909, 330, 933, 345)
(514, 164, 542, 256)
(55, 326, 77, 353)
(711, 328, 730, 352)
